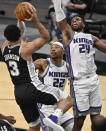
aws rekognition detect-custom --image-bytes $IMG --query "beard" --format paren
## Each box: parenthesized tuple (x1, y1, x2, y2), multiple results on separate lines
(51, 56, 58, 60)
(72, 25, 83, 32)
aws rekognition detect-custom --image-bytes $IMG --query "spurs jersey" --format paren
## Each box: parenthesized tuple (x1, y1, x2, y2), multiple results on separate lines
(65, 32, 97, 79)
(39, 58, 69, 91)
(2, 44, 42, 86)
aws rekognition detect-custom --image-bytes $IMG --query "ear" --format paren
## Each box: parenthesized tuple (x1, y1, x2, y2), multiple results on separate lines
(62, 50, 64, 55)
(82, 22, 85, 28)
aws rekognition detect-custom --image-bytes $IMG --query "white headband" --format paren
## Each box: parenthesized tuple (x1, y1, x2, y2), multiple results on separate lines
(52, 41, 64, 50)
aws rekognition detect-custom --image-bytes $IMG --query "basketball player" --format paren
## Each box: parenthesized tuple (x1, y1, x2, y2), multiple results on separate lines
(44, 0, 106, 130)
(34, 41, 74, 131)
(1, 6, 73, 131)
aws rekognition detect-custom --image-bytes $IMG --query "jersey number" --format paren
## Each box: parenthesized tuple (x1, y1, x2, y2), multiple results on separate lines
(9, 61, 20, 76)
(0, 126, 7, 131)
(79, 44, 90, 53)
(53, 78, 65, 88)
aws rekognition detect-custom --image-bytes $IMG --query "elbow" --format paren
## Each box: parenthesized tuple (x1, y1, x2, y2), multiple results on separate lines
(44, 33, 50, 43)
(46, 33, 50, 41)
(66, 96, 74, 108)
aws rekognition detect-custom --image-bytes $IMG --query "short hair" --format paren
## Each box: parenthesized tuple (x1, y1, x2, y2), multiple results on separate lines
(67, 13, 85, 25)
(92, 115, 106, 131)
(4, 24, 21, 42)
(52, 41, 64, 50)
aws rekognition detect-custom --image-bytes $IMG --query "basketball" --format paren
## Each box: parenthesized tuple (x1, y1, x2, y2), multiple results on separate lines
(14, 2, 36, 20)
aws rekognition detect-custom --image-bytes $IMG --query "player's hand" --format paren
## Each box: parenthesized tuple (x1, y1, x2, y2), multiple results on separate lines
(23, 6, 37, 22)
(5, 116, 16, 124)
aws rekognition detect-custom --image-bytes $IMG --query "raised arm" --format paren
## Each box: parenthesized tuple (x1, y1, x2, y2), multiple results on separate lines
(17, 20, 26, 36)
(93, 36, 106, 53)
(20, 7, 50, 60)
(52, 0, 74, 46)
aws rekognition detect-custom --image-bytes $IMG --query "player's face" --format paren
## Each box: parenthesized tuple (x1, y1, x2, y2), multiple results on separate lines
(50, 44, 64, 59)
(71, 16, 85, 31)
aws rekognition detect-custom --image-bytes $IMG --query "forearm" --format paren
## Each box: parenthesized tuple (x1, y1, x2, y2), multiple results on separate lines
(95, 42, 106, 53)
(33, 18, 50, 41)
(52, 0, 66, 22)
(52, 0, 73, 46)
(52, 0, 67, 32)
(0, 113, 6, 120)
(17, 20, 26, 36)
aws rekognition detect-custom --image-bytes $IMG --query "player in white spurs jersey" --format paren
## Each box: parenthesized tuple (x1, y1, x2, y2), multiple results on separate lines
(34, 41, 74, 131)
(51, 0, 106, 130)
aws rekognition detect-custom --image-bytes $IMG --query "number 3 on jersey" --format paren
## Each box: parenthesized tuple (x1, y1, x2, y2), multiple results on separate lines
(9, 61, 20, 76)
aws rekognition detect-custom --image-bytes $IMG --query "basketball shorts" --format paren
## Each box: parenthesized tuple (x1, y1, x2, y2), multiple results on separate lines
(39, 110, 74, 131)
(70, 74, 102, 117)
(14, 82, 67, 127)
(37, 91, 74, 130)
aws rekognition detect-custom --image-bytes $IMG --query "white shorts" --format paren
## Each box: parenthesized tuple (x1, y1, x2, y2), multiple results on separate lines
(38, 108, 74, 131)
(37, 90, 74, 129)
(70, 74, 102, 117)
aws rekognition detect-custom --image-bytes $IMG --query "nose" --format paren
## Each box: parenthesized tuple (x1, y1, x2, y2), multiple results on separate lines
(51, 48, 55, 52)
(73, 19, 77, 23)
(51, 46, 56, 51)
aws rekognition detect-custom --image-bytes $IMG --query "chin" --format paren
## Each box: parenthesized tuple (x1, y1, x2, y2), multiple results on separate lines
(52, 57, 57, 59)
(73, 28, 79, 31)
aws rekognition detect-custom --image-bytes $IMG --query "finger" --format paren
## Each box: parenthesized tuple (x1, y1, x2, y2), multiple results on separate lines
(24, 17, 32, 21)
(26, 9, 32, 16)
